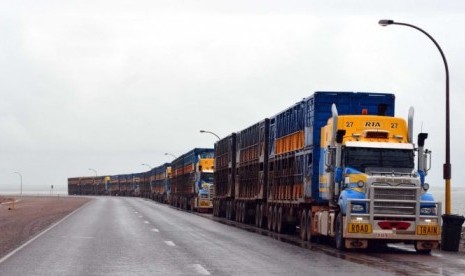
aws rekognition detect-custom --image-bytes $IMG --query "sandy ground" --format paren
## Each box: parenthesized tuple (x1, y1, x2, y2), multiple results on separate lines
(0, 196, 90, 259)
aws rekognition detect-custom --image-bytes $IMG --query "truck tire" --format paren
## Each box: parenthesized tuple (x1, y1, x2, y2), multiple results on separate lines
(335, 213, 346, 250)
(255, 204, 260, 227)
(241, 202, 246, 223)
(306, 210, 313, 242)
(226, 201, 231, 220)
(272, 206, 278, 232)
(267, 206, 274, 231)
(190, 198, 194, 212)
(276, 207, 283, 234)
(300, 210, 308, 241)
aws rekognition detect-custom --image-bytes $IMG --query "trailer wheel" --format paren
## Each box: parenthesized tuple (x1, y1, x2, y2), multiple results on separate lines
(300, 210, 308, 241)
(190, 198, 195, 212)
(226, 201, 230, 220)
(306, 210, 313, 242)
(335, 213, 346, 250)
(239, 202, 244, 222)
(213, 200, 218, 216)
(267, 206, 274, 231)
(237, 202, 242, 222)
(240, 202, 246, 223)
(272, 206, 279, 232)
(255, 204, 260, 227)
(228, 202, 232, 220)
(276, 207, 283, 234)
(219, 200, 225, 217)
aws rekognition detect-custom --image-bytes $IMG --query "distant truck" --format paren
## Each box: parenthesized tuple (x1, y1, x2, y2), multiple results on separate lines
(149, 163, 171, 204)
(213, 91, 441, 253)
(67, 176, 107, 195)
(170, 148, 215, 212)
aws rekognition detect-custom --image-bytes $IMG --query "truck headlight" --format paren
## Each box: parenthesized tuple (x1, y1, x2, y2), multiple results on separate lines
(420, 207, 437, 215)
(422, 183, 430, 191)
(351, 204, 365, 213)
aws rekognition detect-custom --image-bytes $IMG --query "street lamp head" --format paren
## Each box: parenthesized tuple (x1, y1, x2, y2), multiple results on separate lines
(141, 163, 153, 169)
(165, 152, 178, 159)
(378, 19, 395, 26)
(199, 129, 220, 140)
(88, 168, 97, 176)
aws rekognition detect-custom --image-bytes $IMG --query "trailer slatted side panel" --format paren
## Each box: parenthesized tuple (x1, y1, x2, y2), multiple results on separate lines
(214, 134, 236, 199)
(236, 120, 269, 200)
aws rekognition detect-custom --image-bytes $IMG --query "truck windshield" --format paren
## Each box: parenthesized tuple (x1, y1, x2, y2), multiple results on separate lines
(201, 173, 214, 184)
(344, 147, 414, 172)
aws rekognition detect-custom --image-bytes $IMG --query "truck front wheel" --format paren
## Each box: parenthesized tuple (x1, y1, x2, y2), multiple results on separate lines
(335, 213, 346, 250)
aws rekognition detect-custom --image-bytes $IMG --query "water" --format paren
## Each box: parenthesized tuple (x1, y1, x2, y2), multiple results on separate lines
(429, 186, 465, 216)
(0, 190, 68, 196)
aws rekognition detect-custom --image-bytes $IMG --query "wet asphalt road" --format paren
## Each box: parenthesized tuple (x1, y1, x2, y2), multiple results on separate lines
(0, 197, 464, 275)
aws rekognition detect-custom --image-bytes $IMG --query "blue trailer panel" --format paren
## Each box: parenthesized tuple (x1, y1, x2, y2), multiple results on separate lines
(269, 91, 395, 203)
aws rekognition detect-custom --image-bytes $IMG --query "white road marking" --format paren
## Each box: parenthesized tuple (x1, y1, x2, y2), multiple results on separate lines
(138, 215, 143, 218)
(144, 220, 149, 224)
(66, 236, 95, 239)
(164, 241, 176, 247)
(192, 264, 210, 275)
(0, 200, 91, 264)
(151, 228, 159, 232)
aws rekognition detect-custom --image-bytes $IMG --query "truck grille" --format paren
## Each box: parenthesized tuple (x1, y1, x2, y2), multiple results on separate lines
(372, 187, 417, 216)
(209, 185, 215, 198)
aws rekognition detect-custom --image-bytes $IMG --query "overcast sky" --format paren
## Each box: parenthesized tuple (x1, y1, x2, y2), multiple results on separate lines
(1, 1, 465, 196)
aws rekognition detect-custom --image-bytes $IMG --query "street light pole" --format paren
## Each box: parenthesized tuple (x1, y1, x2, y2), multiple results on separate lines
(14, 172, 22, 197)
(89, 168, 97, 195)
(379, 19, 464, 251)
(378, 19, 451, 213)
(200, 129, 220, 140)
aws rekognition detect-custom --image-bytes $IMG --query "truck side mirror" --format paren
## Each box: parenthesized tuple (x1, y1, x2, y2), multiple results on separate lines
(425, 149, 432, 172)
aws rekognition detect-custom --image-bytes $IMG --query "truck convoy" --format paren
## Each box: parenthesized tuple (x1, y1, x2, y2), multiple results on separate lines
(213, 91, 441, 253)
(68, 91, 440, 253)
